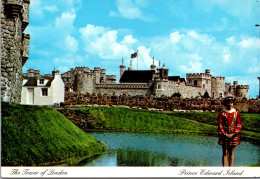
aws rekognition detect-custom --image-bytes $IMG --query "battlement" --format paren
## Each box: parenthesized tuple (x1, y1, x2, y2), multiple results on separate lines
(236, 85, 249, 89)
(94, 67, 101, 71)
(106, 75, 116, 79)
(74, 67, 90, 73)
(76, 72, 94, 77)
(211, 76, 225, 80)
(101, 69, 106, 74)
(186, 73, 211, 79)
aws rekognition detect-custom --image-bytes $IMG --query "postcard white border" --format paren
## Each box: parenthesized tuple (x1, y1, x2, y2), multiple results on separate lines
(1, 166, 260, 178)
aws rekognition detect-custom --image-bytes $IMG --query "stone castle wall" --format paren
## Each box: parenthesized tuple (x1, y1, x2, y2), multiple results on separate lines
(1, 0, 30, 103)
(95, 83, 150, 96)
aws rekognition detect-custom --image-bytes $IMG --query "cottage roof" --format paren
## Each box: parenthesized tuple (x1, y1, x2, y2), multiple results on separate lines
(23, 77, 54, 87)
(120, 70, 154, 83)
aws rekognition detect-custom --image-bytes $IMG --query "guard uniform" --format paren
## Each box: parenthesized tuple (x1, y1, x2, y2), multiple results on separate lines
(217, 108, 242, 146)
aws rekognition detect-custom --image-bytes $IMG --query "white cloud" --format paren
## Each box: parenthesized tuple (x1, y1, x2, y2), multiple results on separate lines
(44, 5, 59, 12)
(52, 55, 83, 73)
(121, 35, 137, 45)
(170, 32, 183, 43)
(110, 0, 154, 21)
(80, 24, 135, 59)
(55, 9, 76, 30)
(179, 53, 203, 73)
(223, 48, 231, 63)
(65, 35, 78, 53)
(226, 36, 235, 45)
(238, 37, 259, 49)
(30, 0, 44, 18)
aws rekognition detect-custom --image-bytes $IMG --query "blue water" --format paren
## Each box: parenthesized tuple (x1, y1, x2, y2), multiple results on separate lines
(82, 132, 259, 166)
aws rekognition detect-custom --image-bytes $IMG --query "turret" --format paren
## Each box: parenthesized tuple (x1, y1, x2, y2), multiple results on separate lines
(150, 57, 157, 71)
(119, 58, 126, 80)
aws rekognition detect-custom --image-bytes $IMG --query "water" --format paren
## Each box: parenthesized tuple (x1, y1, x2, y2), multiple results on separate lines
(82, 132, 259, 166)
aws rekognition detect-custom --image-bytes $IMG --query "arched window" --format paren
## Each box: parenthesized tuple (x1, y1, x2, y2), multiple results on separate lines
(194, 80, 198, 86)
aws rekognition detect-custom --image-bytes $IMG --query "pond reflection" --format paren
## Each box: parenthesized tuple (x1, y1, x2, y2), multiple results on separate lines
(82, 132, 259, 166)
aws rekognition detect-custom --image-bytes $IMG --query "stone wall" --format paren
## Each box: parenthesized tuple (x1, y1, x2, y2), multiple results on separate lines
(95, 83, 151, 96)
(1, 0, 30, 103)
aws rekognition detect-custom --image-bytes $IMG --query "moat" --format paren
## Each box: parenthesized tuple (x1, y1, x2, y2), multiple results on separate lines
(82, 132, 259, 166)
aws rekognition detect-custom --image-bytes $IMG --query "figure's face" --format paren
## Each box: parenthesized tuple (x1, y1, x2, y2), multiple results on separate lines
(226, 101, 234, 109)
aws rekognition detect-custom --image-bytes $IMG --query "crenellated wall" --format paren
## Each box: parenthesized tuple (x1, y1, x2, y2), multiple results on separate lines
(1, 0, 30, 103)
(60, 65, 249, 99)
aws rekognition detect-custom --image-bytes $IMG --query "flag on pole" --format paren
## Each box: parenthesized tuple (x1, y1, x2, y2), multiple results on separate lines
(131, 51, 138, 58)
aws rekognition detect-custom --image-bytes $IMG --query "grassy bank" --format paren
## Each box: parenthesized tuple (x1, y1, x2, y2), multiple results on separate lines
(80, 107, 218, 135)
(79, 107, 260, 144)
(166, 112, 260, 133)
(1, 103, 105, 166)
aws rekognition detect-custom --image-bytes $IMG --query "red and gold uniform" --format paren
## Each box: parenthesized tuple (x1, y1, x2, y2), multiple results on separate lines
(217, 108, 242, 146)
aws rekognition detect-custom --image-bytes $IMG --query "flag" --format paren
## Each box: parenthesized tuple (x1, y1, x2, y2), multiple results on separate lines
(131, 51, 137, 58)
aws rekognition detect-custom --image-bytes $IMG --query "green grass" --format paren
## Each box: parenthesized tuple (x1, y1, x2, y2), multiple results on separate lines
(1, 102, 105, 166)
(166, 112, 260, 133)
(79, 107, 260, 145)
(80, 107, 218, 136)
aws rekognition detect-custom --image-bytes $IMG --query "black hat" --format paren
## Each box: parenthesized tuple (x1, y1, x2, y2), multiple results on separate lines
(224, 96, 235, 102)
(223, 96, 235, 106)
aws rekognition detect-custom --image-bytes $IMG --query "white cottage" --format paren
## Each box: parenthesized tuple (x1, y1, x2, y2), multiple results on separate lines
(21, 70, 65, 106)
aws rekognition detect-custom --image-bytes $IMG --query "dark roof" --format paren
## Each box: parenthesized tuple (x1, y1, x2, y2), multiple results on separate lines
(168, 76, 186, 82)
(120, 70, 154, 83)
(24, 77, 37, 86)
(23, 77, 54, 87)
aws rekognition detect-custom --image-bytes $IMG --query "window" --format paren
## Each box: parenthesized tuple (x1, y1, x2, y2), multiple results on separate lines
(42, 88, 48, 96)
(194, 80, 198, 86)
(158, 84, 161, 89)
(39, 79, 44, 84)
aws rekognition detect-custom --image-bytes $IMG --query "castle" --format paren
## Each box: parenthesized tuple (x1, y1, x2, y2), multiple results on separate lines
(1, 0, 30, 103)
(60, 59, 249, 99)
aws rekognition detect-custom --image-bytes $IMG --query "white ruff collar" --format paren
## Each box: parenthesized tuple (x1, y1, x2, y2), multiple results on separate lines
(223, 108, 236, 113)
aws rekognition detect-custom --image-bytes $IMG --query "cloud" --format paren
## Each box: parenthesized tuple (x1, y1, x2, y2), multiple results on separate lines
(65, 35, 78, 53)
(79, 24, 135, 59)
(55, 9, 76, 30)
(110, 0, 154, 21)
(44, 5, 59, 12)
(180, 53, 203, 73)
(223, 47, 231, 63)
(52, 55, 83, 73)
(238, 37, 259, 49)
(121, 35, 137, 45)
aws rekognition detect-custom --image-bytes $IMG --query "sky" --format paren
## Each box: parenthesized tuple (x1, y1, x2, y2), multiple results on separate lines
(24, 0, 260, 98)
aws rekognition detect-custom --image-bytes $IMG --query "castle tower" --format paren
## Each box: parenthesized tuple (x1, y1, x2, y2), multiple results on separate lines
(119, 58, 126, 80)
(158, 64, 168, 79)
(233, 81, 238, 88)
(211, 76, 225, 98)
(150, 57, 157, 71)
(1, 0, 31, 103)
(236, 85, 249, 99)
(94, 67, 101, 84)
(74, 72, 94, 94)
